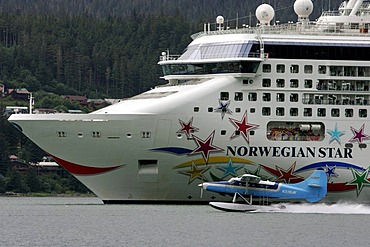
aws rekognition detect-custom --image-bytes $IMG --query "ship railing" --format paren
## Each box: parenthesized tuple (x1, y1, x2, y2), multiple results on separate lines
(159, 54, 181, 61)
(191, 21, 370, 40)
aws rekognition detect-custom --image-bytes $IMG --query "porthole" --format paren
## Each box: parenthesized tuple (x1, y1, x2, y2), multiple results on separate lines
(126, 133, 132, 138)
(77, 133, 83, 138)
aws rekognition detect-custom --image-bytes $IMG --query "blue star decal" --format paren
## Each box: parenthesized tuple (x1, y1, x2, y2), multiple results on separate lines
(217, 157, 243, 179)
(326, 123, 345, 144)
(325, 165, 338, 182)
(214, 99, 232, 119)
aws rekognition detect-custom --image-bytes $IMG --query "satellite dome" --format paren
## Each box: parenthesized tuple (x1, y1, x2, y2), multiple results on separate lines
(294, 0, 313, 18)
(255, 4, 275, 25)
(216, 15, 224, 24)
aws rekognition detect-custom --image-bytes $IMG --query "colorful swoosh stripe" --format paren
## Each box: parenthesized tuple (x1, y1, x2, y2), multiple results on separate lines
(150, 147, 192, 155)
(295, 161, 365, 173)
(51, 155, 123, 175)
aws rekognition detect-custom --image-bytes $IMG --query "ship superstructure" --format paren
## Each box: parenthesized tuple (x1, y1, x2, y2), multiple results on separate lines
(8, 0, 370, 203)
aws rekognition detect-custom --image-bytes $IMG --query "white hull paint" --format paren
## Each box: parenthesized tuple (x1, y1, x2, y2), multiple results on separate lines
(9, 0, 370, 203)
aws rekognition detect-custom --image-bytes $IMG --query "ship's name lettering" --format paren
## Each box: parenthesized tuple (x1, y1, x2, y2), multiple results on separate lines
(226, 146, 353, 159)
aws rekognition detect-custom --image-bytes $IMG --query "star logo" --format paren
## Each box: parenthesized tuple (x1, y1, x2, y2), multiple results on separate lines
(325, 165, 339, 182)
(189, 131, 224, 163)
(349, 124, 370, 143)
(346, 168, 370, 196)
(262, 162, 303, 183)
(229, 111, 259, 144)
(177, 117, 199, 138)
(179, 161, 210, 184)
(217, 157, 244, 179)
(326, 123, 345, 144)
(214, 99, 232, 119)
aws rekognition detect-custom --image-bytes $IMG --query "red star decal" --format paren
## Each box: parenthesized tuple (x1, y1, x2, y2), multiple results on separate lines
(261, 162, 303, 183)
(349, 124, 370, 143)
(229, 111, 259, 143)
(189, 131, 223, 163)
(177, 117, 199, 138)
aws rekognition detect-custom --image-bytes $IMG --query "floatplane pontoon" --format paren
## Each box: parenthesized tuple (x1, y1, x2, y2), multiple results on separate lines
(199, 168, 327, 212)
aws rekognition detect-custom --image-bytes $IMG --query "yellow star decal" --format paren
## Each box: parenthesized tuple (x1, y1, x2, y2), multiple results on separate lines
(179, 161, 210, 184)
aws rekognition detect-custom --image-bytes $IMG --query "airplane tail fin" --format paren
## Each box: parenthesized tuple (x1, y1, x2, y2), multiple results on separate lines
(297, 168, 327, 203)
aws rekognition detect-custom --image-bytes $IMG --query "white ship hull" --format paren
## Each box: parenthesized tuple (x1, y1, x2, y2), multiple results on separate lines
(8, 0, 370, 203)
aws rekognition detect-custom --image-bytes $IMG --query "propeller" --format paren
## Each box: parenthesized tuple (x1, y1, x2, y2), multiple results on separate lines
(198, 183, 204, 198)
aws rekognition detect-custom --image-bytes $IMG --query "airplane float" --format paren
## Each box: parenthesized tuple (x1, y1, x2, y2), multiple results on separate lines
(199, 168, 327, 212)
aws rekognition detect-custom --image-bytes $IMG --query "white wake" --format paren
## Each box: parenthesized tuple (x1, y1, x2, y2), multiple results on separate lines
(262, 202, 370, 214)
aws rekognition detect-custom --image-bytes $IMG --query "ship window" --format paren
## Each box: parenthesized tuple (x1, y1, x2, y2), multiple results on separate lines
(290, 79, 299, 88)
(276, 79, 285, 88)
(276, 93, 285, 102)
(276, 64, 285, 73)
(208, 107, 213, 112)
(234, 92, 243, 101)
(263, 64, 271, 73)
(290, 108, 298, 116)
(262, 107, 271, 116)
(194, 107, 199, 112)
(304, 108, 312, 117)
(290, 93, 298, 102)
(220, 92, 229, 100)
(248, 92, 257, 101)
(57, 131, 67, 138)
(276, 107, 285, 116)
(91, 131, 101, 138)
(359, 143, 367, 149)
(250, 108, 255, 113)
(331, 108, 340, 117)
(290, 64, 299, 73)
(262, 78, 271, 87)
(304, 79, 313, 88)
(262, 93, 271, 102)
(221, 130, 227, 135)
(235, 108, 241, 113)
(250, 131, 255, 135)
(304, 65, 313, 74)
(345, 143, 353, 148)
(318, 65, 327, 74)
(345, 109, 353, 117)
(126, 133, 132, 138)
(141, 131, 151, 138)
(359, 109, 367, 118)
(267, 121, 324, 141)
(317, 108, 326, 117)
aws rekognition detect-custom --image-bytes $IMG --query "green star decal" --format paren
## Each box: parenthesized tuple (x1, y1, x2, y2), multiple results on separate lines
(346, 168, 370, 196)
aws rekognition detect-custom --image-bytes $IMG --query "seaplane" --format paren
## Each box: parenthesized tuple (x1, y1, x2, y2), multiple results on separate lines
(199, 168, 327, 212)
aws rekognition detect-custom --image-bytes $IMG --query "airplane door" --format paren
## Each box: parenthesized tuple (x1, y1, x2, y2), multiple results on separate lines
(154, 119, 172, 146)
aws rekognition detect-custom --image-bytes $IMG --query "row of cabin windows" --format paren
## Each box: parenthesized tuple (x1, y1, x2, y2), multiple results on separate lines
(194, 104, 366, 118)
(248, 92, 299, 102)
(261, 107, 367, 118)
(220, 91, 300, 102)
(262, 78, 313, 88)
(263, 64, 370, 77)
(262, 64, 313, 74)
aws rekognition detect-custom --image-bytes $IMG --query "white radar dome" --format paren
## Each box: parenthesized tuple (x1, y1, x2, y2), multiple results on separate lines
(216, 15, 224, 24)
(255, 4, 275, 25)
(294, 0, 313, 18)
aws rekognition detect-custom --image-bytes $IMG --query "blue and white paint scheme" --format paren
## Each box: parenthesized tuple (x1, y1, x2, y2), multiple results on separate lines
(200, 168, 327, 203)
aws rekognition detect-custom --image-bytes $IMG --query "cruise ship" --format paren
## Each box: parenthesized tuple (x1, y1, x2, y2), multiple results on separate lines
(8, 0, 370, 203)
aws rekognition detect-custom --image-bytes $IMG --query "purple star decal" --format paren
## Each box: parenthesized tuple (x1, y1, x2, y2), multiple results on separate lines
(189, 131, 224, 163)
(349, 124, 370, 143)
(214, 99, 232, 119)
(177, 117, 199, 138)
(229, 111, 259, 144)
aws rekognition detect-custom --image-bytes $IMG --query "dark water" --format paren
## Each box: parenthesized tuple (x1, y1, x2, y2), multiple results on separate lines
(1, 197, 370, 247)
